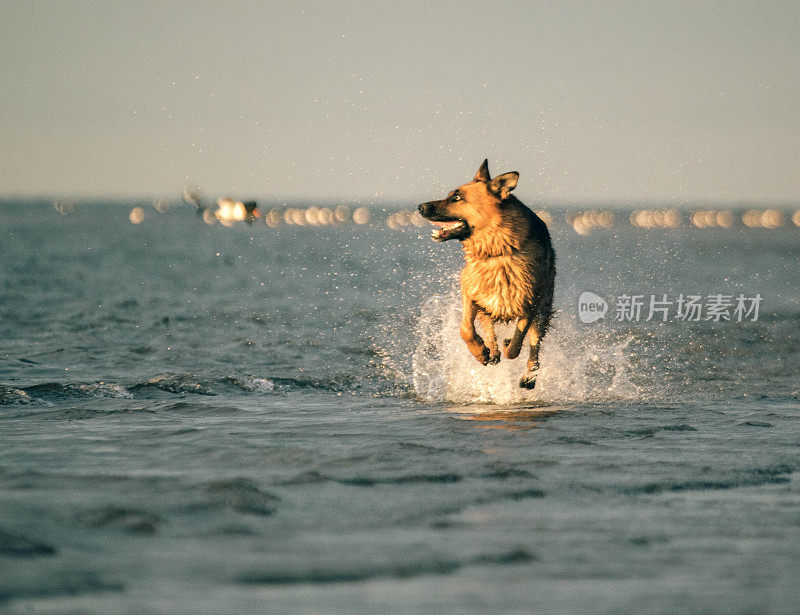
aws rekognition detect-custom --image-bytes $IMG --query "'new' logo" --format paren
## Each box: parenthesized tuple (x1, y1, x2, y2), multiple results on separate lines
(578, 291, 608, 323)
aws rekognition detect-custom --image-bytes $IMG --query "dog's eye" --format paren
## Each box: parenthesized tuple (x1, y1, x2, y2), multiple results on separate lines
(451, 194, 461, 201)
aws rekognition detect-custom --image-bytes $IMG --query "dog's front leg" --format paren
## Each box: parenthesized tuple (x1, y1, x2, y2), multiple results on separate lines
(460, 296, 491, 365)
(476, 311, 501, 364)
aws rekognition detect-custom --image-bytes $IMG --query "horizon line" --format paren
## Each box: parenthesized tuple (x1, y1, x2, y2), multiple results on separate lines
(1, 194, 799, 211)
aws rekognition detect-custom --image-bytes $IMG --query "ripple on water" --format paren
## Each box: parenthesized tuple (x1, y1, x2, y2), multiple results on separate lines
(183, 478, 281, 516)
(235, 547, 536, 586)
(78, 506, 160, 534)
(0, 528, 57, 557)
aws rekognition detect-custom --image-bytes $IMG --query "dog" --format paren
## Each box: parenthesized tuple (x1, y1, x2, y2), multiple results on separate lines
(418, 160, 555, 389)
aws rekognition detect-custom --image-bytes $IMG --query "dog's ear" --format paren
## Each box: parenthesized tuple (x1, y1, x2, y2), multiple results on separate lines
(474, 159, 491, 183)
(488, 171, 519, 200)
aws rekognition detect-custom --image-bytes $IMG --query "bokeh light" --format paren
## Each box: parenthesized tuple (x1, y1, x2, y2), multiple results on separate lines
(129, 207, 145, 225)
(742, 208, 786, 228)
(53, 200, 76, 216)
(761, 209, 784, 229)
(353, 207, 371, 225)
(564, 210, 614, 235)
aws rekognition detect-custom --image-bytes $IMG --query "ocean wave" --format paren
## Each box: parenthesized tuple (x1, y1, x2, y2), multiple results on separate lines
(623, 423, 698, 438)
(334, 472, 463, 486)
(132, 372, 350, 396)
(0, 386, 34, 405)
(183, 478, 280, 516)
(78, 505, 160, 534)
(261, 375, 353, 393)
(224, 375, 275, 393)
(0, 528, 57, 557)
(160, 401, 244, 415)
(280, 464, 540, 487)
(0, 569, 124, 604)
(10, 381, 132, 403)
(235, 546, 535, 586)
(618, 462, 797, 495)
(0, 370, 356, 406)
(130, 373, 216, 396)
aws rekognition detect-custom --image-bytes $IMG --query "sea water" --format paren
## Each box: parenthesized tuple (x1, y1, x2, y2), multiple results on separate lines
(0, 201, 798, 613)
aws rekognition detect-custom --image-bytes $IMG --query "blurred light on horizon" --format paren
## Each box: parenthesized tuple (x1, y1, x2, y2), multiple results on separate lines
(689, 209, 736, 228)
(334, 206, 350, 223)
(53, 200, 76, 216)
(129, 206, 145, 224)
(742, 208, 786, 228)
(630, 209, 682, 229)
(565, 210, 615, 234)
(352, 208, 371, 225)
(40, 197, 798, 236)
(215, 198, 247, 226)
(202, 208, 216, 225)
(760, 209, 785, 229)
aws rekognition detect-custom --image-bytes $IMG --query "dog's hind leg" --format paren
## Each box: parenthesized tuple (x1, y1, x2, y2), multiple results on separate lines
(503, 316, 531, 360)
(460, 296, 491, 365)
(476, 311, 500, 365)
(520, 271, 555, 389)
(519, 318, 543, 389)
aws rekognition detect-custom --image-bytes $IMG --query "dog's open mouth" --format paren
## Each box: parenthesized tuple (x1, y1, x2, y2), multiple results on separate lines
(430, 219, 470, 242)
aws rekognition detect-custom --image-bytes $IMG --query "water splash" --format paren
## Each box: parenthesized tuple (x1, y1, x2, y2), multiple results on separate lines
(411, 292, 653, 405)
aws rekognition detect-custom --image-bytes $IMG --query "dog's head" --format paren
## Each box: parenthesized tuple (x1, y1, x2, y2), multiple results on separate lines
(418, 159, 519, 242)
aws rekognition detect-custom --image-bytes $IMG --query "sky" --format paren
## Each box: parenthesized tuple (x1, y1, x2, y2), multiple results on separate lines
(1, 1, 799, 205)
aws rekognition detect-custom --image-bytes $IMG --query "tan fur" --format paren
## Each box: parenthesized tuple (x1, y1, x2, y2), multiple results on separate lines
(418, 160, 555, 389)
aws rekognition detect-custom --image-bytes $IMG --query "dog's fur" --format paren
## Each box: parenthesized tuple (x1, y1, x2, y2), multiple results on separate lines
(418, 160, 555, 389)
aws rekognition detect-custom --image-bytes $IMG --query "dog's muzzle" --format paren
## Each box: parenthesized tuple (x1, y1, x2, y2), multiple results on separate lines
(418, 202, 436, 218)
(418, 201, 470, 242)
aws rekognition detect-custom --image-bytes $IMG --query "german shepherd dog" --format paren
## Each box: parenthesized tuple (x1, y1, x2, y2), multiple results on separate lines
(418, 160, 555, 389)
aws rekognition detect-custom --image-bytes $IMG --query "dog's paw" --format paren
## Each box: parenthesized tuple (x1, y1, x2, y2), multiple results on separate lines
(519, 371, 538, 389)
(476, 347, 490, 365)
(487, 351, 501, 365)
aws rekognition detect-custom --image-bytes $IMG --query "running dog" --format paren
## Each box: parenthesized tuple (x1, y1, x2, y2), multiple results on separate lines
(418, 160, 555, 389)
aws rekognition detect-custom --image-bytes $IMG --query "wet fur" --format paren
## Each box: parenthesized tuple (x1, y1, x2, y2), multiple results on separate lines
(418, 160, 555, 389)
